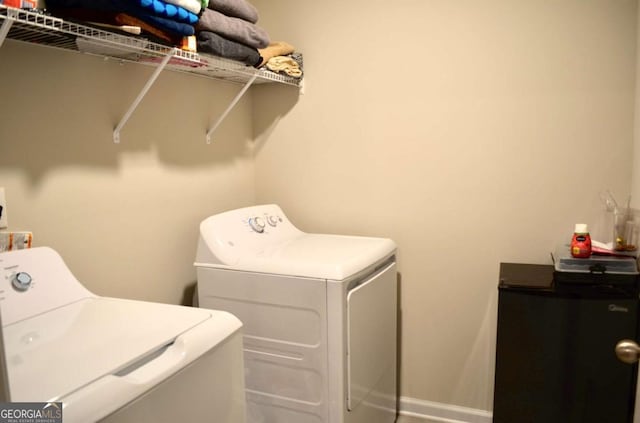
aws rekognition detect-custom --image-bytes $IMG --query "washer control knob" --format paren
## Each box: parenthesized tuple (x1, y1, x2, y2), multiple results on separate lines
(12, 272, 32, 292)
(249, 217, 266, 233)
(267, 215, 279, 227)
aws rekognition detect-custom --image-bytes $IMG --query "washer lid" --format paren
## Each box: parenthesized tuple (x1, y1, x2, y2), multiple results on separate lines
(4, 297, 218, 402)
(225, 233, 395, 280)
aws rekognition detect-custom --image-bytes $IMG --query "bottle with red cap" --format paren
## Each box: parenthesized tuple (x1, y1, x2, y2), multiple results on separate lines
(570, 223, 592, 258)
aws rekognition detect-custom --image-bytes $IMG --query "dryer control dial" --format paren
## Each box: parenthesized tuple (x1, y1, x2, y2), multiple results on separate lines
(267, 215, 280, 227)
(12, 272, 32, 292)
(249, 217, 266, 233)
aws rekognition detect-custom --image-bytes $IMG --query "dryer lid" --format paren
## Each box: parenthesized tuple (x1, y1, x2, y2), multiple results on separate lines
(195, 204, 396, 280)
(204, 232, 395, 280)
(4, 297, 218, 402)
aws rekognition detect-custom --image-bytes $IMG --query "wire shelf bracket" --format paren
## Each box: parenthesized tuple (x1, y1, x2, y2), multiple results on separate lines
(113, 48, 176, 144)
(0, 8, 14, 48)
(206, 72, 258, 144)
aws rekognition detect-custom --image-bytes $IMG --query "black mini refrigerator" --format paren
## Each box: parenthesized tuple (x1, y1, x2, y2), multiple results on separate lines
(493, 260, 640, 423)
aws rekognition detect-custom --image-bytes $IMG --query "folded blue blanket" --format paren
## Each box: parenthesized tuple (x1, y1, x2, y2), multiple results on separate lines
(140, 0, 198, 24)
(162, 0, 201, 15)
(47, 0, 198, 25)
(136, 12, 195, 36)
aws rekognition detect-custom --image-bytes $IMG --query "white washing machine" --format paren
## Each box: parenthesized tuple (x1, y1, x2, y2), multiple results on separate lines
(0, 247, 246, 423)
(194, 204, 398, 423)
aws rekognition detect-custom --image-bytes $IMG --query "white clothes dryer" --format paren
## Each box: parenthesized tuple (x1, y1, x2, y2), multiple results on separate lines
(0, 247, 246, 423)
(194, 204, 398, 423)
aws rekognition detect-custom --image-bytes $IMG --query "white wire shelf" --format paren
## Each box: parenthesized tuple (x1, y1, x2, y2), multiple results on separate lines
(0, 5, 301, 87)
(0, 5, 302, 143)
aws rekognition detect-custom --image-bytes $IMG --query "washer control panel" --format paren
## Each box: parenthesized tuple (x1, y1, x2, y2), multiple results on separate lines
(0, 247, 92, 326)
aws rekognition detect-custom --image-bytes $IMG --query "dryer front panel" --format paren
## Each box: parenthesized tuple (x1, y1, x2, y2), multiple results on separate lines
(197, 268, 329, 423)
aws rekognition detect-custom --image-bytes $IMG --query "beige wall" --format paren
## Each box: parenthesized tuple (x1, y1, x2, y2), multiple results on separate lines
(0, 42, 255, 305)
(633, 1, 640, 205)
(252, 0, 638, 412)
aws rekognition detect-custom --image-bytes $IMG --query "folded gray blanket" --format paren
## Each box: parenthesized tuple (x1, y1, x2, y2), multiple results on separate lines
(197, 30, 261, 66)
(207, 0, 257, 23)
(196, 8, 269, 49)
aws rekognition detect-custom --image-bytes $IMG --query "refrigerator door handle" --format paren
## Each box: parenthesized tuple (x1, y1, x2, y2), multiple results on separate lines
(616, 339, 640, 364)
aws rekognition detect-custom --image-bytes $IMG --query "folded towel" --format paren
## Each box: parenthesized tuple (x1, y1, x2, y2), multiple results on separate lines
(290, 52, 303, 69)
(162, 0, 201, 15)
(196, 30, 260, 66)
(257, 41, 294, 67)
(196, 8, 268, 49)
(207, 0, 257, 24)
(266, 56, 302, 78)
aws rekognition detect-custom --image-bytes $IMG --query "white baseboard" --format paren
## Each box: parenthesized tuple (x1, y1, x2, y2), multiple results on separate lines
(399, 396, 492, 423)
